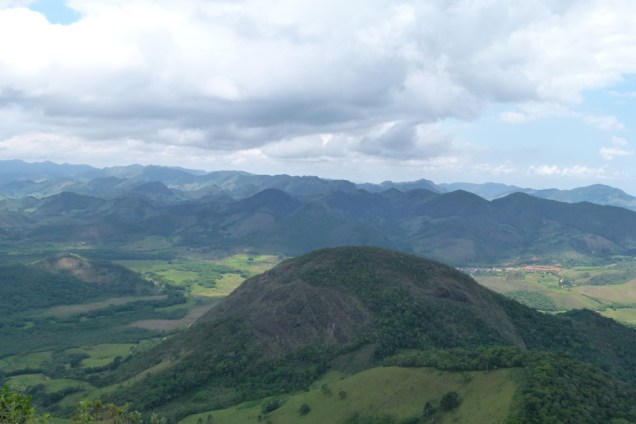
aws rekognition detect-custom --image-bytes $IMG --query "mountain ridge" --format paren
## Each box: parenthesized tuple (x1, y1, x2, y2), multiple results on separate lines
(3, 160, 636, 211)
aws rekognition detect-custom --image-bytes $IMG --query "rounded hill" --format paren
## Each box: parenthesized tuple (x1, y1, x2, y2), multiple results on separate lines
(108, 247, 636, 420)
(206, 246, 526, 355)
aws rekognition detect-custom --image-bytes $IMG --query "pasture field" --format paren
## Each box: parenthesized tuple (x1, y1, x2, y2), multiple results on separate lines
(45, 296, 166, 318)
(65, 344, 135, 368)
(118, 254, 280, 296)
(181, 366, 518, 424)
(473, 258, 636, 325)
(0, 351, 51, 372)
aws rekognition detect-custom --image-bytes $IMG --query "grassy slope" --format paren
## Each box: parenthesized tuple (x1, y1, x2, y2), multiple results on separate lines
(180, 366, 518, 424)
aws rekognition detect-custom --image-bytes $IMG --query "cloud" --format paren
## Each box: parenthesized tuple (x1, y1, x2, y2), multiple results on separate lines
(528, 164, 610, 179)
(1, 0, 636, 177)
(474, 162, 516, 175)
(583, 115, 625, 131)
(499, 102, 574, 123)
(600, 137, 633, 160)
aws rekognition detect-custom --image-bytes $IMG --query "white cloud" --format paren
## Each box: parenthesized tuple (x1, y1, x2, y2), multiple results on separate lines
(600, 137, 633, 160)
(0, 0, 636, 182)
(583, 115, 625, 131)
(474, 162, 516, 175)
(528, 164, 610, 179)
(499, 102, 574, 123)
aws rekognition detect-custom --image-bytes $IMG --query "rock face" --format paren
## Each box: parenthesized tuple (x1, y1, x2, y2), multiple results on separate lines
(217, 271, 373, 355)
(190, 246, 525, 356)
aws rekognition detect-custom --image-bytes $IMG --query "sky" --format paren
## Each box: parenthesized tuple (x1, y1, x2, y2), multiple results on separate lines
(1, 1, 636, 192)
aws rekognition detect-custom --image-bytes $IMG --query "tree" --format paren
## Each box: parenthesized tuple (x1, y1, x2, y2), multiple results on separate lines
(0, 385, 45, 424)
(440, 391, 460, 411)
(422, 401, 436, 419)
(71, 399, 165, 423)
(298, 403, 311, 415)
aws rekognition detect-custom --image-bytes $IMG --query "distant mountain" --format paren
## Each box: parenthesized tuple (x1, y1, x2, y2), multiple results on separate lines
(444, 182, 636, 211)
(531, 184, 636, 210)
(0, 159, 96, 182)
(107, 247, 636, 421)
(3, 160, 636, 212)
(441, 182, 526, 199)
(357, 177, 443, 193)
(5, 187, 636, 265)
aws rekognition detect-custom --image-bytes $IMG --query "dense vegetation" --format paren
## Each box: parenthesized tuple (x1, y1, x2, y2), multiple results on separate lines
(0, 264, 105, 316)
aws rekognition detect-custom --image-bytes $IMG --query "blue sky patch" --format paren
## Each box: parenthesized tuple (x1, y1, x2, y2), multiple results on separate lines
(29, 0, 80, 25)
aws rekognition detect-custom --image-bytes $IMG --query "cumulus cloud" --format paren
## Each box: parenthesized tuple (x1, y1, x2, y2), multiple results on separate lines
(0, 0, 636, 180)
(600, 137, 633, 160)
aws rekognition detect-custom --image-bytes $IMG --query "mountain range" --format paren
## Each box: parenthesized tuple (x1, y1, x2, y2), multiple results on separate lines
(2, 159, 636, 211)
(3, 185, 636, 266)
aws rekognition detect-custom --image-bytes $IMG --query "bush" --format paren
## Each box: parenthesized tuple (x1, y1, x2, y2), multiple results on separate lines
(440, 391, 460, 411)
(298, 403, 311, 415)
(261, 399, 282, 414)
(0, 385, 39, 424)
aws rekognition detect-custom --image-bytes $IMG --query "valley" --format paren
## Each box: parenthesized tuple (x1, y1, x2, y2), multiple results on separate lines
(2, 162, 636, 423)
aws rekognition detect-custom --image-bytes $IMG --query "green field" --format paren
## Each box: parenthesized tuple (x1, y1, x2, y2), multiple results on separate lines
(117, 254, 280, 296)
(181, 366, 518, 424)
(473, 259, 636, 325)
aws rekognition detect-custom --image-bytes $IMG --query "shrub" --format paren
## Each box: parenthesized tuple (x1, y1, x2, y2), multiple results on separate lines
(299, 403, 311, 415)
(440, 391, 460, 411)
(261, 399, 282, 414)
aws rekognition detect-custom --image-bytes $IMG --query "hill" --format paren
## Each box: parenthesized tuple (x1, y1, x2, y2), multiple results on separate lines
(35, 253, 156, 295)
(103, 247, 636, 421)
(0, 254, 156, 317)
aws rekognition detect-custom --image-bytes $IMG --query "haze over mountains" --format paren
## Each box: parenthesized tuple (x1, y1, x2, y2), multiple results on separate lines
(2, 159, 636, 209)
(3, 160, 636, 265)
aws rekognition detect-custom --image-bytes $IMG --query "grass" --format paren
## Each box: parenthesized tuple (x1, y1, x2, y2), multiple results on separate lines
(191, 273, 244, 297)
(65, 344, 135, 368)
(118, 254, 281, 299)
(0, 351, 51, 372)
(474, 262, 636, 325)
(6, 374, 92, 393)
(129, 298, 221, 331)
(44, 295, 166, 318)
(180, 366, 518, 424)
